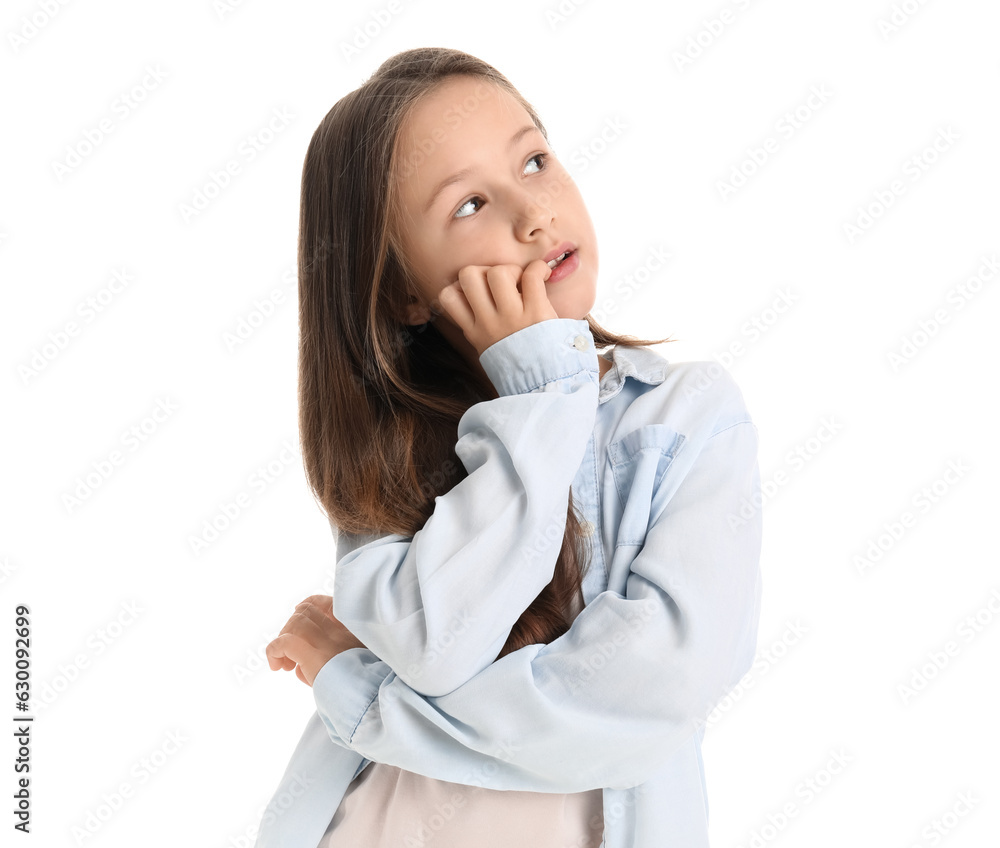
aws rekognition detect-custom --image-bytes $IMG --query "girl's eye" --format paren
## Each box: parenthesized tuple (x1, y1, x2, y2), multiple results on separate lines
(453, 152, 550, 219)
(523, 152, 547, 175)
(454, 196, 483, 219)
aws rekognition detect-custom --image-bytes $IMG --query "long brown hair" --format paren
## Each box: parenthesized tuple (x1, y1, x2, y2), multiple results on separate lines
(298, 47, 674, 661)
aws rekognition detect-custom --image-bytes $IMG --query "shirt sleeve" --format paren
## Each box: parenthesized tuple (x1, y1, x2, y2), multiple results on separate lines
(311, 414, 764, 793)
(329, 318, 601, 698)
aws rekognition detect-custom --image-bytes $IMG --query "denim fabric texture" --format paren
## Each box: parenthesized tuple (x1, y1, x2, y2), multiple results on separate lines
(254, 317, 763, 848)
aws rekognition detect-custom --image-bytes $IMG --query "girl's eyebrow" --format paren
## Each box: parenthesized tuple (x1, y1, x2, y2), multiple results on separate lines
(422, 124, 540, 214)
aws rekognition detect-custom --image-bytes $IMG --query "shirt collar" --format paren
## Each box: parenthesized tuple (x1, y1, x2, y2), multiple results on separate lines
(598, 344, 668, 404)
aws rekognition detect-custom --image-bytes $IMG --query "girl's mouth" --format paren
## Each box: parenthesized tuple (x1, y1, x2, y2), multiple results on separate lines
(547, 249, 572, 269)
(545, 249, 578, 283)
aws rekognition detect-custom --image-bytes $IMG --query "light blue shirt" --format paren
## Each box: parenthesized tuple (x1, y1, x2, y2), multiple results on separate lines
(254, 318, 763, 848)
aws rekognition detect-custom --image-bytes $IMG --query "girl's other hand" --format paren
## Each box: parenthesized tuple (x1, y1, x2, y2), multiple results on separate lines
(266, 595, 366, 687)
(437, 259, 559, 357)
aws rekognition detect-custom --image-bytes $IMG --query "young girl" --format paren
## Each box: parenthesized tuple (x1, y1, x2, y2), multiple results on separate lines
(257, 47, 763, 848)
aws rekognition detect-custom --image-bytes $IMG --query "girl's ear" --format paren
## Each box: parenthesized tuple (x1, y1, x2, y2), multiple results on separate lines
(398, 294, 431, 326)
(405, 306, 431, 325)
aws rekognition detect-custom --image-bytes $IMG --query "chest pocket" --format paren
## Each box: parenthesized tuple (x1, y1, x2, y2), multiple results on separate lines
(607, 424, 686, 547)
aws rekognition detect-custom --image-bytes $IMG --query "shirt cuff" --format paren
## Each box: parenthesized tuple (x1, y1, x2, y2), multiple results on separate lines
(478, 318, 598, 397)
(312, 648, 390, 746)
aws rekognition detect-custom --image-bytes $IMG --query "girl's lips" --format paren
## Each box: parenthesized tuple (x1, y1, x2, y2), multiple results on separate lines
(545, 249, 579, 284)
(543, 241, 576, 266)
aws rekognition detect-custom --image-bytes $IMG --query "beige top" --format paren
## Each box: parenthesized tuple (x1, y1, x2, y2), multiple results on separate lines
(316, 762, 604, 848)
(316, 587, 605, 847)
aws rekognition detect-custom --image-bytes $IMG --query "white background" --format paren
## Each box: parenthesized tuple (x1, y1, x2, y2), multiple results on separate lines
(3, 0, 998, 846)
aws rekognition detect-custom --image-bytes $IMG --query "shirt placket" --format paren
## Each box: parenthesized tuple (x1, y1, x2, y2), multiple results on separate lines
(572, 430, 607, 607)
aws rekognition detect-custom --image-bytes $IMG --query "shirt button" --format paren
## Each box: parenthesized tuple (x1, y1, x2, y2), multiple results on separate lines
(573, 334, 589, 351)
(580, 520, 595, 537)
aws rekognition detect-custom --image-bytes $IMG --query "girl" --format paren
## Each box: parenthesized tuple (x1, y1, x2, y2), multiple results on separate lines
(258, 47, 763, 848)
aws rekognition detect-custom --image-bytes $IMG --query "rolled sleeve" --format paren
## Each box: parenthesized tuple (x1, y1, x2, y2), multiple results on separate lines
(329, 318, 601, 697)
(313, 416, 763, 792)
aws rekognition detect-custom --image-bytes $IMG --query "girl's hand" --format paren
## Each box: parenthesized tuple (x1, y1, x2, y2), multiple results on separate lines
(437, 259, 559, 357)
(266, 595, 367, 687)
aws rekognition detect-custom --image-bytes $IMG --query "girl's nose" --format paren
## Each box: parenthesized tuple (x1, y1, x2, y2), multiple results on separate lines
(511, 189, 555, 237)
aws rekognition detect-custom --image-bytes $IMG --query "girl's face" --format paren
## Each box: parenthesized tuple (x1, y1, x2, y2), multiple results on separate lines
(392, 76, 599, 344)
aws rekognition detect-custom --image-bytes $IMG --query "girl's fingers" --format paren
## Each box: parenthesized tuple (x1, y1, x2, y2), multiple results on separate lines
(520, 259, 552, 308)
(283, 610, 326, 641)
(289, 606, 325, 633)
(438, 260, 557, 356)
(266, 632, 305, 671)
(268, 597, 356, 685)
(437, 280, 474, 329)
(288, 596, 356, 644)
(267, 652, 295, 672)
(485, 264, 522, 316)
(268, 609, 327, 667)
(455, 265, 497, 320)
(295, 595, 335, 621)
